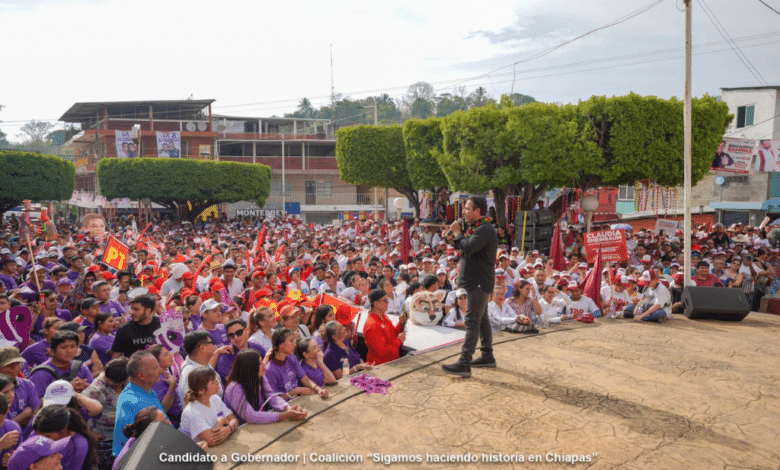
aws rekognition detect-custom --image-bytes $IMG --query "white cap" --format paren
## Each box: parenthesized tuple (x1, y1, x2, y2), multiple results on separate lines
(436, 268, 447, 276)
(200, 299, 224, 314)
(641, 254, 652, 263)
(455, 288, 467, 297)
(43, 380, 74, 407)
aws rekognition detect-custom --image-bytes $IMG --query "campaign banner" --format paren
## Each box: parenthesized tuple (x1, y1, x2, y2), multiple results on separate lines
(654, 219, 680, 235)
(584, 230, 628, 264)
(102, 236, 129, 270)
(156, 131, 181, 158)
(711, 137, 755, 174)
(115, 131, 136, 158)
(755, 139, 780, 172)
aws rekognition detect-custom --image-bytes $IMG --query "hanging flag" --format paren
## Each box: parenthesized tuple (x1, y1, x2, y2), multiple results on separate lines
(582, 249, 604, 308)
(550, 222, 566, 271)
(400, 219, 412, 264)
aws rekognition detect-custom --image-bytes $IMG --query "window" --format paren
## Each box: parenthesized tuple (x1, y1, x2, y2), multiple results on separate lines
(736, 105, 755, 128)
(618, 185, 635, 201)
(270, 180, 291, 196)
(316, 181, 333, 197)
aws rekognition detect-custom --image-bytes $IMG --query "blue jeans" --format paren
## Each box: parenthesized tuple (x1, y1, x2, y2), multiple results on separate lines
(625, 304, 667, 322)
(458, 288, 492, 365)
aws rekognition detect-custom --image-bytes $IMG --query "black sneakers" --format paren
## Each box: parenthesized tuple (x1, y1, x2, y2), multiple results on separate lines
(470, 356, 497, 368)
(441, 362, 471, 378)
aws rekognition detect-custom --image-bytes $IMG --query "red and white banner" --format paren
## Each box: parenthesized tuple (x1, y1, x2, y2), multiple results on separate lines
(584, 230, 628, 264)
(711, 137, 755, 174)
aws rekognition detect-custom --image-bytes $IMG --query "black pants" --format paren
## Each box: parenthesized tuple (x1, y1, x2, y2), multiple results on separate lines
(458, 288, 492, 365)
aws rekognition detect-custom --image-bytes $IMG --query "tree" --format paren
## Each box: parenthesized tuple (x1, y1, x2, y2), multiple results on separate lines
(436, 93, 469, 117)
(504, 93, 537, 107)
(402, 118, 449, 193)
(0, 129, 12, 150)
(470, 87, 491, 108)
(336, 125, 421, 217)
(573, 93, 732, 188)
(98, 158, 271, 222)
(404, 82, 436, 120)
(439, 105, 517, 227)
(0, 150, 75, 217)
(295, 98, 316, 119)
(18, 120, 54, 144)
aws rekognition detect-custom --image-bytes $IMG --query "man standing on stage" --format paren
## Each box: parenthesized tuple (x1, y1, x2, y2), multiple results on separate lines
(442, 196, 498, 378)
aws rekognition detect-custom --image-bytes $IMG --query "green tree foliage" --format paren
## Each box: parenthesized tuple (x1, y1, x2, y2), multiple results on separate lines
(575, 93, 732, 188)
(0, 150, 75, 216)
(98, 158, 271, 222)
(402, 118, 448, 192)
(336, 125, 421, 216)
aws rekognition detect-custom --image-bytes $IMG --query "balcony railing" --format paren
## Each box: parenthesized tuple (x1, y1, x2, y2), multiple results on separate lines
(217, 155, 338, 170)
(265, 192, 382, 206)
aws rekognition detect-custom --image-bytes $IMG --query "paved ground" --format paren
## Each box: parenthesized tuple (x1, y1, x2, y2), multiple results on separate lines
(206, 312, 780, 470)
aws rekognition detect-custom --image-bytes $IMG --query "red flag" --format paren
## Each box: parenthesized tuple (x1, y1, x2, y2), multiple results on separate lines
(400, 220, 412, 264)
(550, 222, 566, 271)
(254, 226, 266, 254)
(274, 244, 286, 263)
(380, 223, 387, 237)
(582, 249, 604, 308)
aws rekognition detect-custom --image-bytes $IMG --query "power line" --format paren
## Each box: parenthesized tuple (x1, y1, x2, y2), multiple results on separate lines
(758, 0, 780, 16)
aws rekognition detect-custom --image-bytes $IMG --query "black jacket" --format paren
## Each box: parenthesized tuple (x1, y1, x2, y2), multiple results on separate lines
(454, 221, 498, 294)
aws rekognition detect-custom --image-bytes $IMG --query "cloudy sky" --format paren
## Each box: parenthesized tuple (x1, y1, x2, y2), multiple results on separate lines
(1, 0, 779, 140)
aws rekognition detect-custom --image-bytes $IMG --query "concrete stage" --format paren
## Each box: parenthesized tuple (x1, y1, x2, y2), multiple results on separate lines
(203, 312, 780, 469)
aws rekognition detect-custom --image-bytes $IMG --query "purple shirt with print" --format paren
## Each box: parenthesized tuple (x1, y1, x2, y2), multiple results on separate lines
(29, 358, 94, 398)
(8, 378, 40, 422)
(215, 342, 266, 383)
(199, 323, 228, 347)
(99, 299, 126, 318)
(264, 355, 306, 395)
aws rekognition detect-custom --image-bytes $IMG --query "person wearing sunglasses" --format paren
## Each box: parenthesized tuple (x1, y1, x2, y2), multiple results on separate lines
(178, 330, 223, 403)
(214, 319, 266, 384)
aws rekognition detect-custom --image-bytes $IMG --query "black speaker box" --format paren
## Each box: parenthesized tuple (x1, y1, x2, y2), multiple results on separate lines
(682, 286, 750, 321)
(517, 225, 554, 241)
(514, 210, 554, 226)
(114, 421, 214, 470)
(517, 239, 552, 255)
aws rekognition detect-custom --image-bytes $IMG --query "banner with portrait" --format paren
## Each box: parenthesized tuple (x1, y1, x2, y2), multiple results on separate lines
(711, 137, 755, 174)
(156, 131, 181, 158)
(755, 139, 780, 172)
(115, 131, 136, 158)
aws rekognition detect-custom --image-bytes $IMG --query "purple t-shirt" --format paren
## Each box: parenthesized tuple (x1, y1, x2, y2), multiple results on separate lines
(17, 280, 57, 302)
(113, 436, 136, 470)
(151, 374, 182, 420)
(223, 379, 287, 425)
(215, 342, 266, 383)
(188, 314, 202, 331)
(88, 332, 115, 366)
(0, 273, 17, 291)
(323, 341, 362, 372)
(67, 270, 80, 282)
(199, 323, 228, 347)
(60, 432, 89, 470)
(29, 358, 94, 398)
(76, 318, 95, 340)
(99, 299, 126, 318)
(301, 361, 325, 387)
(264, 355, 306, 395)
(0, 418, 22, 459)
(21, 340, 50, 368)
(8, 378, 40, 423)
(31, 310, 72, 342)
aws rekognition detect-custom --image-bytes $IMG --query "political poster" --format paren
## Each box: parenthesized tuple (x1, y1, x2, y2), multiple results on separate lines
(755, 139, 780, 172)
(584, 230, 628, 264)
(115, 131, 136, 158)
(102, 236, 129, 270)
(156, 131, 181, 158)
(654, 219, 680, 235)
(711, 137, 755, 174)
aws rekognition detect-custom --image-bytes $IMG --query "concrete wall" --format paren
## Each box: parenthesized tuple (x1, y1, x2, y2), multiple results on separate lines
(721, 88, 779, 140)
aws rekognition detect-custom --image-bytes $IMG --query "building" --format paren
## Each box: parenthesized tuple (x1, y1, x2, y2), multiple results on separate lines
(709, 86, 780, 226)
(60, 100, 387, 223)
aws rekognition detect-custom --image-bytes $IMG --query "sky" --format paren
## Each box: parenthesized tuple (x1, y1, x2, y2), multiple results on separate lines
(1, 0, 779, 141)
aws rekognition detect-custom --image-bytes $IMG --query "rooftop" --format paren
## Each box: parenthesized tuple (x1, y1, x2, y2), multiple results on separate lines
(59, 99, 215, 126)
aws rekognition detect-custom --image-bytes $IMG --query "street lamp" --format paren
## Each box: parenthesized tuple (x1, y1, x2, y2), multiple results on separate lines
(581, 189, 599, 233)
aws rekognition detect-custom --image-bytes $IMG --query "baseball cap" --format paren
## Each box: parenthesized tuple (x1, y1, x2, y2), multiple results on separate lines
(567, 281, 580, 290)
(436, 268, 447, 276)
(59, 321, 88, 333)
(42, 379, 75, 406)
(7, 435, 71, 470)
(455, 288, 467, 297)
(637, 270, 657, 286)
(335, 304, 356, 326)
(181, 271, 194, 281)
(0, 346, 25, 368)
(641, 255, 652, 263)
(200, 299, 224, 314)
(210, 282, 225, 292)
(80, 298, 100, 310)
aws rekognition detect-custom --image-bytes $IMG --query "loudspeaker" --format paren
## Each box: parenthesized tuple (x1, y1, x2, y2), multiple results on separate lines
(518, 239, 552, 255)
(114, 421, 214, 470)
(682, 286, 750, 321)
(514, 210, 554, 226)
(517, 225, 554, 241)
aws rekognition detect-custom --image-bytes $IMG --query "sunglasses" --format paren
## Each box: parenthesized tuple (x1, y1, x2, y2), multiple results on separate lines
(226, 328, 245, 340)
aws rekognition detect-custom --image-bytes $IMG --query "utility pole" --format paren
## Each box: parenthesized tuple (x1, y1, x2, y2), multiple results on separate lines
(683, 0, 692, 286)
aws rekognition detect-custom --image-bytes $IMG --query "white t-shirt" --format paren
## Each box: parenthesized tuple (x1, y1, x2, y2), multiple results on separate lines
(180, 395, 233, 441)
(565, 297, 601, 317)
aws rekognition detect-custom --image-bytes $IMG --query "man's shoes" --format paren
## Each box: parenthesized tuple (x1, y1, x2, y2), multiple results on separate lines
(441, 362, 471, 378)
(470, 356, 497, 368)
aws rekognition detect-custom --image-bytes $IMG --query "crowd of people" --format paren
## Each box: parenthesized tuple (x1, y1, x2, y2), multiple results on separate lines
(0, 210, 777, 469)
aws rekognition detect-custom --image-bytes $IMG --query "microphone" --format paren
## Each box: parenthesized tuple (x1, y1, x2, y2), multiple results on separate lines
(444, 218, 464, 240)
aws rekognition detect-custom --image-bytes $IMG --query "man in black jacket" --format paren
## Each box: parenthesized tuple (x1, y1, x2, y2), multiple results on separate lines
(442, 196, 498, 378)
